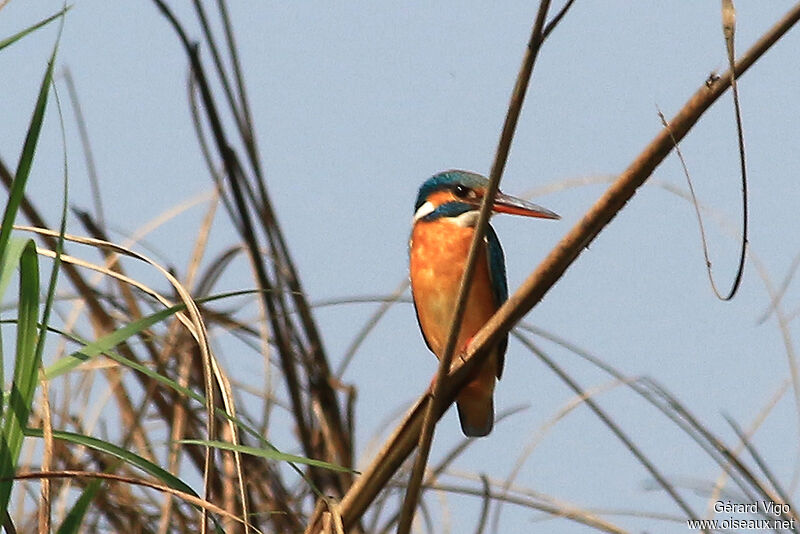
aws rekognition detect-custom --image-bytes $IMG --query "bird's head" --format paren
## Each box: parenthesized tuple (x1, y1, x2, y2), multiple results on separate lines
(413, 170, 559, 227)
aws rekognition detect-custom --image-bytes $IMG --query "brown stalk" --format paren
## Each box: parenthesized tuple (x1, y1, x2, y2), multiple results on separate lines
(309, 3, 800, 531)
(159, 189, 220, 534)
(159, 334, 195, 534)
(397, 2, 554, 531)
(38, 377, 52, 534)
(61, 68, 106, 232)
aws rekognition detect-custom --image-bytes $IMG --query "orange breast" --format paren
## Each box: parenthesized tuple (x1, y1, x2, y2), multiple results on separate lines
(409, 220, 499, 359)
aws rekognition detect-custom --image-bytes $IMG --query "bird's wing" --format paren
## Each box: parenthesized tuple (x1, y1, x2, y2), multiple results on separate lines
(411, 290, 436, 355)
(486, 225, 509, 379)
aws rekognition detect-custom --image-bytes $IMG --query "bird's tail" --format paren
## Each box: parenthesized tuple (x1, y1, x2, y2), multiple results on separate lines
(456, 392, 494, 437)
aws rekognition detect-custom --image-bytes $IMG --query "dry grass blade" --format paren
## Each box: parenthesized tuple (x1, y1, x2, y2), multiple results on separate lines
(719, 0, 749, 300)
(38, 377, 52, 534)
(756, 252, 800, 324)
(723, 414, 794, 514)
(657, 101, 745, 301)
(417, 481, 627, 534)
(512, 333, 701, 525)
(706, 379, 790, 518)
(525, 321, 797, 528)
(491, 378, 632, 532)
(13, 471, 258, 531)
(60, 68, 105, 231)
(473, 475, 491, 534)
(336, 279, 408, 379)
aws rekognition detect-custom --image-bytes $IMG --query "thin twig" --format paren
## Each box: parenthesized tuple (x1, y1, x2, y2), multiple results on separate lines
(720, 0, 749, 300)
(336, 280, 408, 379)
(398, 479, 628, 533)
(658, 0, 749, 302)
(61, 68, 105, 231)
(473, 475, 491, 534)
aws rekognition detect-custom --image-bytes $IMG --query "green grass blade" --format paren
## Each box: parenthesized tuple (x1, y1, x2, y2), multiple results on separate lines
(44, 289, 257, 380)
(25, 428, 197, 496)
(0, 18, 60, 271)
(0, 6, 70, 51)
(43, 301, 188, 380)
(0, 314, 4, 415)
(178, 439, 354, 473)
(0, 241, 40, 511)
(36, 75, 70, 369)
(0, 238, 30, 303)
(55, 477, 103, 534)
(30, 80, 70, 508)
(0, 16, 64, 514)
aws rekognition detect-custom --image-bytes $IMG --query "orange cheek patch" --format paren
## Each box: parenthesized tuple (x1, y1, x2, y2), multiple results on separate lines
(427, 190, 456, 207)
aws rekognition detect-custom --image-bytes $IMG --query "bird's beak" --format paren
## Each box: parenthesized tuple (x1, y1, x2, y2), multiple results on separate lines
(492, 192, 560, 220)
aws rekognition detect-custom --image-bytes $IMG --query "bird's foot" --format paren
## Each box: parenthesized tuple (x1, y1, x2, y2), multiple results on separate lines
(459, 336, 475, 363)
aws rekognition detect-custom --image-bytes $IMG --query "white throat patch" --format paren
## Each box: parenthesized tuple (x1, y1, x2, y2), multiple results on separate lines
(447, 210, 480, 227)
(413, 201, 435, 221)
(413, 201, 480, 227)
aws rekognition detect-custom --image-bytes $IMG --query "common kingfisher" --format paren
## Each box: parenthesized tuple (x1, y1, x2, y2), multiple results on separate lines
(409, 170, 559, 437)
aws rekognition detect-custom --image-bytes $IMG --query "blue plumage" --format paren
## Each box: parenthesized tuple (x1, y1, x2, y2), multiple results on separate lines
(414, 170, 490, 212)
(486, 225, 508, 378)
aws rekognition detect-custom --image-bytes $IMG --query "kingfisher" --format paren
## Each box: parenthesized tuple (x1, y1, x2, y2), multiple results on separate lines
(409, 170, 559, 437)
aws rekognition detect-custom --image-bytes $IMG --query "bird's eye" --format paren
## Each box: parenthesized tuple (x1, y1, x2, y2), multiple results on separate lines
(453, 185, 471, 198)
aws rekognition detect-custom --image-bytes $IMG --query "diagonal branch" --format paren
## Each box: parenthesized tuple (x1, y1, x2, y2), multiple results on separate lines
(312, 2, 800, 531)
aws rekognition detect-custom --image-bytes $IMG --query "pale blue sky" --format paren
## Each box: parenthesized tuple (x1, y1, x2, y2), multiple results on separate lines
(2, 2, 800, 532)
